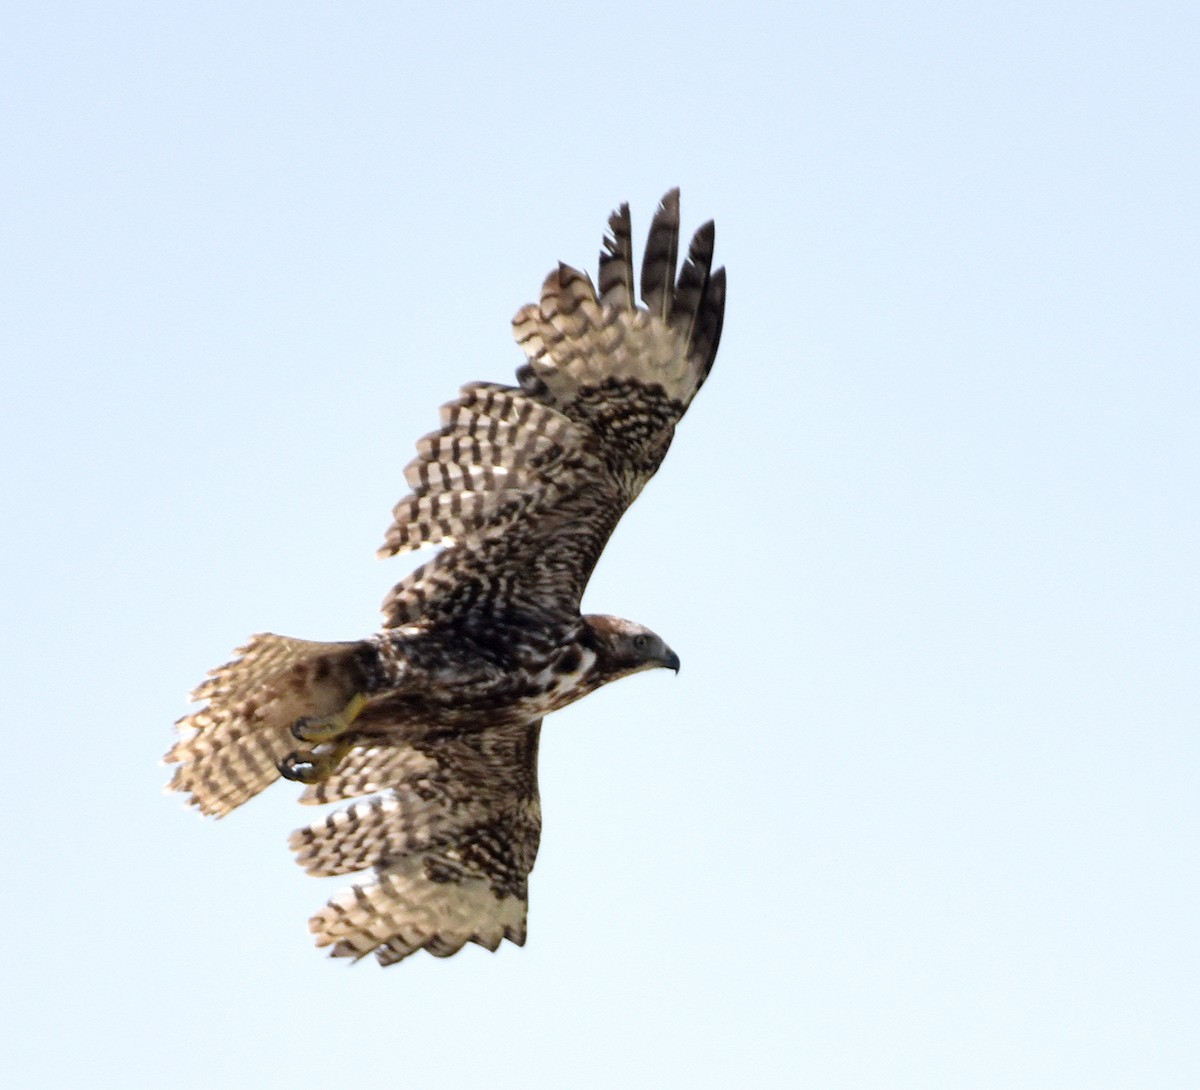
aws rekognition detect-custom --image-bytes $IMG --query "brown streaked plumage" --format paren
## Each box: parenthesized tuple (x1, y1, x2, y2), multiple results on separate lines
(165, 189, 724, 966)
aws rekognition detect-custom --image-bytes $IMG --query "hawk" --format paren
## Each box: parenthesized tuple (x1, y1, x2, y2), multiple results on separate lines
(165, 189, 725, 966)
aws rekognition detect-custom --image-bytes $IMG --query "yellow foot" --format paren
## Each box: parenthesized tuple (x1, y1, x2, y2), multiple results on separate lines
(292, 692, 369, 743)
(278, 737, 357, 785)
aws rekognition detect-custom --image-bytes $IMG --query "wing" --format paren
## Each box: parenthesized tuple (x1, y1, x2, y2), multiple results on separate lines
(288, 720, 542, 965)
(379, 189, 725, 627)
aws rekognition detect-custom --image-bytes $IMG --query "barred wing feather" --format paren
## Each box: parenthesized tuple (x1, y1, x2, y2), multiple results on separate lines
(379, 189, 724, 627)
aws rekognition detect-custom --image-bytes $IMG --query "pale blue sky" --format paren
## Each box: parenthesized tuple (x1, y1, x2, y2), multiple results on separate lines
(3, 2, 1197, 1087)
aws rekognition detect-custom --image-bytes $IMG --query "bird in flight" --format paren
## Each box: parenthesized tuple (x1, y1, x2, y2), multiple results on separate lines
(165, 189, 725, 966)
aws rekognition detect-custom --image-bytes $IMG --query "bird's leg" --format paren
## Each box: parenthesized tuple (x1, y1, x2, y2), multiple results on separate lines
(278, 737, 357, 784)
(291, 692, 369, 743)
(277, 693, 369, 784)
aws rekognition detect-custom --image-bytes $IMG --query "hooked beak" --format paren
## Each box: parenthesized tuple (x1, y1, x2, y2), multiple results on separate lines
(662, 647, 681, 674)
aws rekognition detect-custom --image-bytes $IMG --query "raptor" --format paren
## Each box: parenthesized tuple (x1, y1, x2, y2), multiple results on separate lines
(166, 189, 725, 966)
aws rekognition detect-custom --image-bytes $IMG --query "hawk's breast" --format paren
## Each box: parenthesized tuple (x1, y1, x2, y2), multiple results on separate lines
(520, 645, 599, 719)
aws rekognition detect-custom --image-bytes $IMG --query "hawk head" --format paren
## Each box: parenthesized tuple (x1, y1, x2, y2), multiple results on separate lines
(582, 614, 680, 682)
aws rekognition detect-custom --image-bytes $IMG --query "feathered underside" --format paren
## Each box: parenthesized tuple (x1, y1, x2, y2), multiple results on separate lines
(166, 634, 544, 966)
(378, 188, 725, 627)
(165, 191, 723, 967)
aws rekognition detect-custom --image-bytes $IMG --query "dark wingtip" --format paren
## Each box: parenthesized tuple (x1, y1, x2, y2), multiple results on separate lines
(640, 189, 682, 320)
(671, 218, 716, 347)
(691, 265, 726, 392)
(599, 202, 635, 311)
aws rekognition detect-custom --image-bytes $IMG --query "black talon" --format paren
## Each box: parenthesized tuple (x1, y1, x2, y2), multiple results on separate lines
(278, 751, 316, 783)
(278, 736, 356, 785)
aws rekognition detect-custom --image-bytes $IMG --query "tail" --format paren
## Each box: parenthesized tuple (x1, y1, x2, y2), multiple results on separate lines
(165, 634, 373, 817)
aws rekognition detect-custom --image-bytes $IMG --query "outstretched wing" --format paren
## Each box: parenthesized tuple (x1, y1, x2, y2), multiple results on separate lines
(288, 720, 542, 965)
(379, 189, 725, 627)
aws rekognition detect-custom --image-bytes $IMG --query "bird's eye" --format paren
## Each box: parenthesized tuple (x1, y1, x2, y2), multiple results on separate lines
(632, 634, 649, 650)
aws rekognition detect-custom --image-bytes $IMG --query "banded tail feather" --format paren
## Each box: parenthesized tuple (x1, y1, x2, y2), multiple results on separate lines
(166, 635, 371, 816)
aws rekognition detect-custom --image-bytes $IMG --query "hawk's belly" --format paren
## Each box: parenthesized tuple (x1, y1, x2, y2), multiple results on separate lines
(356, 645, 599, 738)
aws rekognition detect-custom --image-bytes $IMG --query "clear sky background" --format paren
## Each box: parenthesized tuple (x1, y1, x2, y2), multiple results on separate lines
(3, 2, 1197, 1087)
